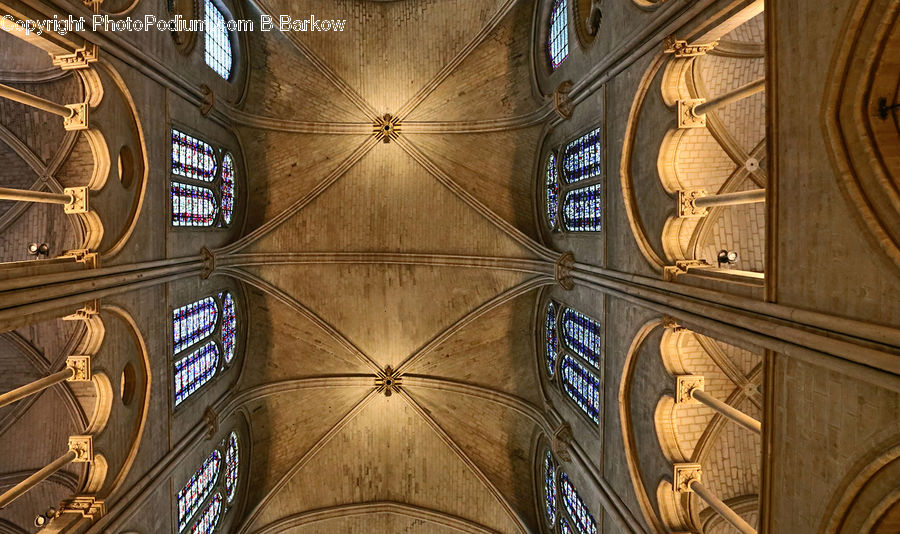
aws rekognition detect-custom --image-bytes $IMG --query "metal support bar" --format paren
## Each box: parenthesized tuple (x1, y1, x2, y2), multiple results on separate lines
(0, 83, 73, 117)
(678, 189, 766, 217)
(691, 480, 757, 534)
(0, 186, 89, 214)
(0, 450, 77, 508)
(0, 367, 75, 410)
(694, 78, 766, 115)
(676, 375, 761, 434)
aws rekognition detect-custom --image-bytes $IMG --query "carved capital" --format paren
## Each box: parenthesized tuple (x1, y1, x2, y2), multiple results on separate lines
(675, 375, 704, 404)
(64, 302, 100, 322)
(374, 114, 401, 143)
(199, 84, 215, 116)
(553, 81, 574, 120)
(63, 186, 90, 214)
(58, 495, 105, 518)
(200, 247, 216, 279)
(68, 436, 93, 463)
(677, 189, 709, 218)
(555, 252, 575, 290)
(52, 45, 99, 70)
(661, 316, 683, 331)
(60, 249, 99, 268)
(203, 406, 219, 439)
(375, 366, 402, 397)
(551, 422, 574, 462)
(663, 37, 717, 58)
(676, 99, 706, 129)
(66, 356, 92, 381)
(63, 103, 89, 131)
(673, 463, 702, 493)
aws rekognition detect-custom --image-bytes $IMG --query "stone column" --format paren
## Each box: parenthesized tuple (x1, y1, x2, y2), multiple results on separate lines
(676, 375, 761, 434)
(677, 78, 766, 128)
(0, 356, 91, 410)
(0, 83, 88, 130)
(0, 436, 93, 508)
(674, 463, 756, 534)
(0, 186, 89, 214)
(678, 189, 765, 218)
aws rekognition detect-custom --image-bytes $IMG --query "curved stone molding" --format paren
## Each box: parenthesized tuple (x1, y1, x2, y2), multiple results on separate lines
(824, 441, 900, 533)
(823, 0, 900, 270)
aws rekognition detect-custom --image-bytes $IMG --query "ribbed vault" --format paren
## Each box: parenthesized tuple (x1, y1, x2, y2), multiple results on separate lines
(225, 0, 552, 532)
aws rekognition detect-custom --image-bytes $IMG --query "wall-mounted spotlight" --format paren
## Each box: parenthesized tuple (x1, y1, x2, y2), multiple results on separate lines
(27, 242, 50, 259)
(717, 249, 738, 267)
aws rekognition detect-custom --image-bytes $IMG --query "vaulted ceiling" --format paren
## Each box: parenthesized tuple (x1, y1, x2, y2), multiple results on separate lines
(229, 1, 551, 532)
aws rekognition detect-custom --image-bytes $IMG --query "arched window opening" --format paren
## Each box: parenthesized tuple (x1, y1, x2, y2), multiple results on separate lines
(563, 184, 602, 232)
(170, 129, 238, 228)
(548, 0, 569, 69)
(560, 355, 600, 423)
(560, 472, 597, 534)
(544, 451, 558, 526)
(543, 301, 602, 424)
(177, 450, 221, 532)
(172, 291, 239, 406)
(544, 127, 603, 233)
(546, 153, 560, 229)
(176, 432, 241, 533)
(204, 0, 233, 79)
(561, 128, 602, 183)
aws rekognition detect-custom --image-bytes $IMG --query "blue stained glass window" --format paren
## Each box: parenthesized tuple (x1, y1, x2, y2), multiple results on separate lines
(560, 521, 574, 534)
(544, 451, 557, 525)
(563, 184, 602, 232)
(174, 342, 220, 406)
(545, 302, 559, 377)
(562, 128, 602, 183)
(548, 0, 568, 69)
(172, 130, 217, 182)
(220, 153, 235, 225)
(561, 355, 600, 423)
(172, 183, 218, 227)
(173, 297, 218, 354)
(546, 154, 559, 228)
(177, 450, 221, 532)
(191, 492, 223, 534)
(561, 308, 601, 368)
(220, 292, 237, 364)
(560, 473, 597, 534)
(225, 432, 239, 503)
(205, 0, 233, 79)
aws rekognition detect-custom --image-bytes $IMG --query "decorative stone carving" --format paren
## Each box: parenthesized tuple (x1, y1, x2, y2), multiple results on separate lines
(66, 356, 92, 382)
(675, 375, 704, 404)
(551, 422, 574, 462)
(555, 252, 575, 290)
(63, 103, 89, 131)
(677, 189, 709, 218)
(374, 114, 401, 143)
(663, 36, 718, 58)
(553, 81, 574, 120)
(661, 316, 682, 331)
(663, 259, 710, 281)
(200, 247, 216, 279)
(68, 436, 94, 463)
(52, 45, 99, 70)
(585, 0, 602, 37)
(58, 496, 104, 518)
(676, 98, 707, 129)
(203, 406, 219, 439)
(673, 463, 702, 493)
(199, 84, 215, 116)
(375, 366, 402, 397)
(63, 186, 90, 214)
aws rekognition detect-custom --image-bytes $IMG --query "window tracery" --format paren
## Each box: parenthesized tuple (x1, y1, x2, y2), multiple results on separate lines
(170, 129, 238, 228)
(176, 432, 241, 533)
(548, 0, 569, 69)
(543, 301, 602, 424)
(204, 0, 233, 79)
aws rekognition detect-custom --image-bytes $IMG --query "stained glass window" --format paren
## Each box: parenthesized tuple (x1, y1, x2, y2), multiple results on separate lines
(562, 129, 601, 183)
(544, 451, 557, 525)
(172, 130, 217, 182)
(220, 292, 237, 364)
(173, 297, 218, 354)
(545, 302, 559, 377)
(191, 492, 223, 534)
(546, 154, 559, 229)
(225, 432, 239, 503)
(560, 521, 574, 534)
(220, 153, 235, 225)
(561, 308, 601, 368)
(560, 355, 600, 423)
(563, 184, 602, 232)
(177, 451, 221, 532)
(560, 473, 597, 534)
(174, 342, 220, 406)
(205, 0, 232, 79)
(172, 183, 218, 227)
(548, 0, 568, 69)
